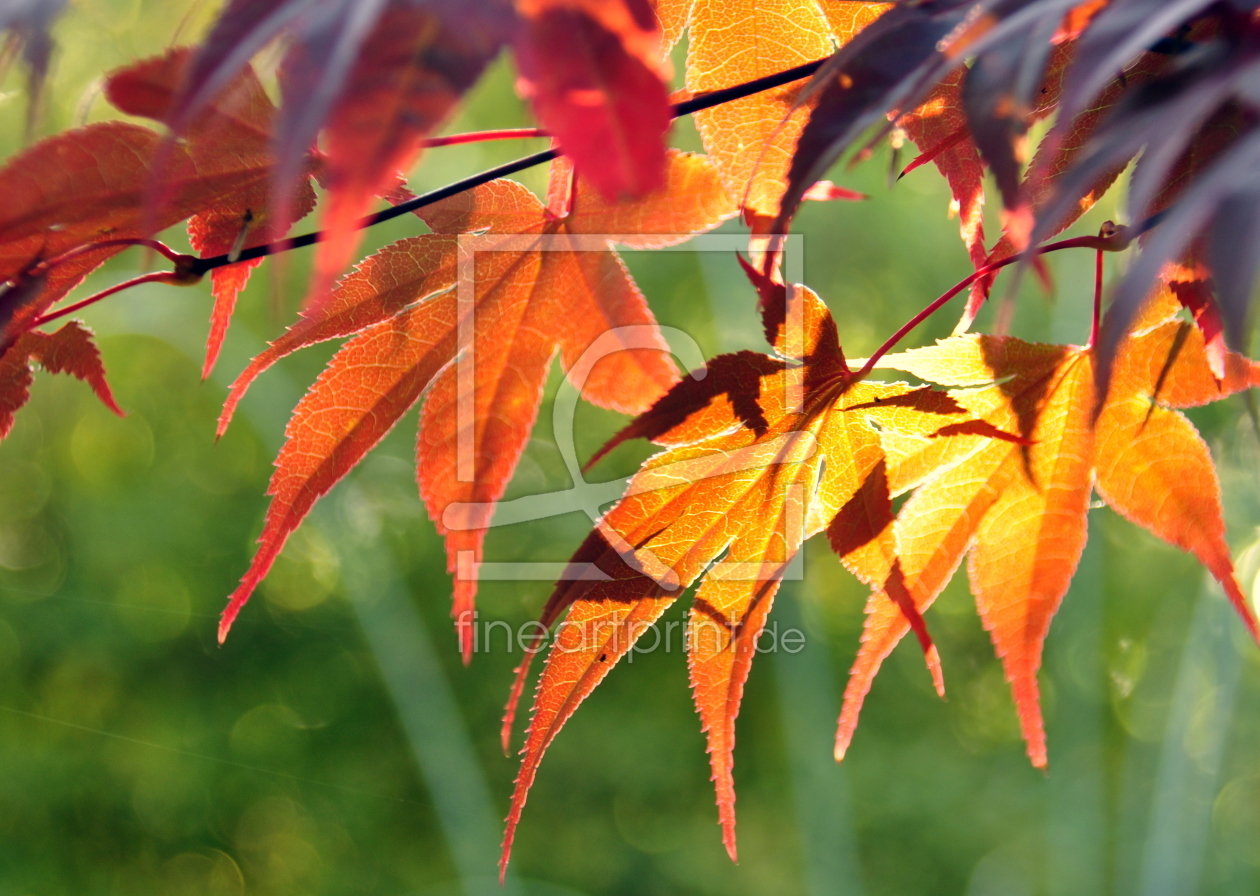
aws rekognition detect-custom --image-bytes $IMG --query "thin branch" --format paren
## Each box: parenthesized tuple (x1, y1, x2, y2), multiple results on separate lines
(422, 128, 547, 148)
(188, 57, 829, 277)
(854, 234, 1124, 380)
(27, 272, 189, 329)
(1090, 246, 1104, 349)
(34, 238, 186, 276)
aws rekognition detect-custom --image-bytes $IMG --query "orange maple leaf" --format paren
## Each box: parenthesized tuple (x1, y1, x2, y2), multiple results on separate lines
(216, 151, 736, 660)
(682, 0, 834, 215)
(842, 287, 1260, 768)
(499, 281, 1023, 871)
(900, 68, 988, 271)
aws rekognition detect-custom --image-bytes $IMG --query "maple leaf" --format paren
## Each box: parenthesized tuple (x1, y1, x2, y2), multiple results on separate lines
(772, 0, 973, 233)
(0, 0, 67, 130)
(961, 49, 1170, 328)
(0, 320, 122, 439)
(103, 47, 317, 378)
(174, 0, 673, 310)
(498, 279, 1024, 872)
(216, 151, 736, 660)
(814, 3, 988, 272)
(513, 0, 673, 201)
(840, 287, 1260, 768)
(682, 0, 834, 215)
(0, 49, 299, 346)
(170, 0, 510, 314)
(900, 68, 988, 272)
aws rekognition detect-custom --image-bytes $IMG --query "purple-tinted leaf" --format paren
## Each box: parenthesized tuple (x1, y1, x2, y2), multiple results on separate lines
(167, 0, 308, 137)
(1029, 49, 1248, 252)
(271, 0, 391, 217)
(773, 0, 970, 231)
(173, 0, 511, 311)
(1124, 44, 1260, 222)
(0, 0, 67, 127)
(1206, 183, 1260, 351)
(962, 12, 1059, 210)
(1097, 127, 1260, 406)
(1058, 0, 1219, 124)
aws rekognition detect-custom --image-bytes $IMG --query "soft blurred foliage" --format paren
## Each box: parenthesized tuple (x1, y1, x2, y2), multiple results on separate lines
(1, 3, 1260, 895)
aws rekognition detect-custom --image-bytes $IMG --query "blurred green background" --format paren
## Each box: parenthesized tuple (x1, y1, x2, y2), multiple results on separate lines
(1, 3, 1260, 894)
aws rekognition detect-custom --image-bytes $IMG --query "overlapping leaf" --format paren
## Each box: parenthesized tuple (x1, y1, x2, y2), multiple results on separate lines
(822, 3, 989, 272)
(499, 281, 1023, 871)
(173, 0, 675, 311)
(0, 49, 305, 351)
(960, 48, 1170, 328)
(103, 47, 317, 377)
(0, 0, 67, 129)
(170, 0, 511, 312)
(773, 0, 980, 232)
(841, 287, 1260, 767)
(770, 0, 1260, 362)
(900, 69, 988, 272)
(514, 0, 672, 200)
(216, 151, 736, 660)
(683, 0, 834, 215)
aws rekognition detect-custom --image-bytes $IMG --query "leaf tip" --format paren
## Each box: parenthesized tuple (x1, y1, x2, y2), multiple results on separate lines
(1011, 675, 1048, 770)
(216, 612, 233, 645)
(200, 348, 218, 382)
(833, 740, 848, 764)
(927, 645, 945, 699)
(455, 604, 475, 666)
(1217, 569, 1260, 646)
(1029, 742, 1048, 770)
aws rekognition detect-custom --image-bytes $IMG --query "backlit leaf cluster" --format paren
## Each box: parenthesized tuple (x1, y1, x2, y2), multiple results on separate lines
(0, 0, 1259, 871)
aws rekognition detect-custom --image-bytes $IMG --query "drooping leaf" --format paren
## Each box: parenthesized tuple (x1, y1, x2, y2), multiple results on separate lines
(843, 288, 1260, 767)
(0, 320, 121, 438)
(1019, 7, 1260, 387)
(499, 282, 1018, 872)
(513, 0, 672, 201)
(1055, 0, 1219, 127)
(217, 151, 736, 661)
(961, 8, 1061, 215)
(819, 3, 988, 271)
(960, 48, 1169, 329)
(901, 69, 988, 271)
(172, 0, 511, 315)
(772, 0, 974, 232)
(0, 0, 68, 130)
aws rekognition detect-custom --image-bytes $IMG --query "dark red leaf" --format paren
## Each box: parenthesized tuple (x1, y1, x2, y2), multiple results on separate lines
(513, 0, 671, 201)
(0, 321, 121, 438)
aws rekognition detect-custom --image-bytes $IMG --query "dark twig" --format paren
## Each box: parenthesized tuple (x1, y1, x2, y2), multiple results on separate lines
(187, 58, 829, 277)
